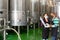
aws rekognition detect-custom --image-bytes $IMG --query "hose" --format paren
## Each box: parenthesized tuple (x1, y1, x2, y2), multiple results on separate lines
(10, 28, 21, 40)
(0, 28, 21, 40)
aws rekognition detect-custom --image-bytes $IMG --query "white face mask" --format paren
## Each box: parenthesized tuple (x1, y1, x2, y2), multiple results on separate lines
(45, 16, 48, 18)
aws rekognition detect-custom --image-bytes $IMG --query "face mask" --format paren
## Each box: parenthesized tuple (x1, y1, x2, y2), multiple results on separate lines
(45, 16, 48, 18)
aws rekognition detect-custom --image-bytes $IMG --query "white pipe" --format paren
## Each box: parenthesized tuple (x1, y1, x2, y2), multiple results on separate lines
(0, 28, 21, 40)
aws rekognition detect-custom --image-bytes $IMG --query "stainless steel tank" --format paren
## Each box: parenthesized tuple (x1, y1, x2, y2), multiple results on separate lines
(0, 0, 8, 26)
(0, 0, 3, 27)
(3, 0, 8, 10)
(3, 0, 8, 19)
(9, 0, 27, 26)
(26, 0, 40, 23)
(0, 0, 3, 11)
(56, 2, 60, 39)
(56, 2, 60, 18)
(30, 0, 40, 23)
(0, 0, 8, 18)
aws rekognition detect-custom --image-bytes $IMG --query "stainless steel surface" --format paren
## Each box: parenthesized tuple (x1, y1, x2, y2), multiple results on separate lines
(3, 18, 6, 40)
(0, 0, 8, 27)
(9, 0, 27, 26)
(31, 0, 39, 23)
(55, 0, 60, 2)
(0, 0, 3, 11)
(3, 0, 8, 10)
(56, 2, 60, 38)
(18, 26, 20, 40)
(26, 0, 40, 23)
(0, 0, 8, 40)
(0, 0, 8, 12)
(56, 2, 60, 18)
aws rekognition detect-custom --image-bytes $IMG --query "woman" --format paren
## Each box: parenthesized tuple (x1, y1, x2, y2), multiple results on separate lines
(42, 13, 50, 40)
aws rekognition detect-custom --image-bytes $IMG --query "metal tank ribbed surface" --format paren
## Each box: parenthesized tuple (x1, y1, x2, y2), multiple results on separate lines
(26, 0, 40, 23)
(30, 0, 40, 23)
(9, 0, 27, 26)
(0, 0, 3, 11)
(56, 2, 60, 18)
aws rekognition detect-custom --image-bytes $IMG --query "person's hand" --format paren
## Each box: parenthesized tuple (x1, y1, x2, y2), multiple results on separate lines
(51, 25, 55, 27)
(45, 23, 50, 28)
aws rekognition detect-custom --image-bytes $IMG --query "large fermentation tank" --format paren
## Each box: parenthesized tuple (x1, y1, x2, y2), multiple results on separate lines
(3, 0, 8, 21)
(0, 0, 3, 11)
(0, 0, 8, 40)
(0, 0, 8, 14)
(26, 0, 40, 23)
(56, 2, 60, 18)
(9, 0, 27, 26)
(0, 0, 8, 27)
(0, 0, 8, 26)
(3, 0, 8, 10)
(0, 0, 8, 19)
(40, 0, 46, 15)
(56, 2, 60, 38)
(0, 0, 3, 21)
(30, 0, 40, 23)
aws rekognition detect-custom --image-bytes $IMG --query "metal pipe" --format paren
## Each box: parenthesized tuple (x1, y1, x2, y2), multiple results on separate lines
(18, 26, 20, 40)
(3, 18, 6, 40)
(33, 23, 35, 40)
(27, 24, 29, 40)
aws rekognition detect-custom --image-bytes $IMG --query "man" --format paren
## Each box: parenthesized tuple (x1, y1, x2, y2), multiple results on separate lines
(50, 12, 59, 40)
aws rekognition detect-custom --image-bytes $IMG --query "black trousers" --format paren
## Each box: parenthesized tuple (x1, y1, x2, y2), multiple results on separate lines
(42, 28, 49, 39)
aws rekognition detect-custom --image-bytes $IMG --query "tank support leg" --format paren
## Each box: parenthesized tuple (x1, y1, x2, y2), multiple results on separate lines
(3, 18, 6, 40)
(18, 26, 20, 40)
